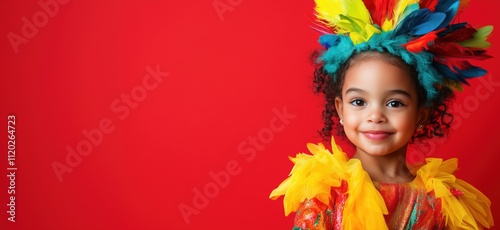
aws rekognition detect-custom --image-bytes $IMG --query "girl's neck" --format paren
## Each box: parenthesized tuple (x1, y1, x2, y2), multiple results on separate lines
(352, 145, 415, 184)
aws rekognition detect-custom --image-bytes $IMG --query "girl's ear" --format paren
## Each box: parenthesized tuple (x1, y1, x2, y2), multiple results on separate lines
(417, 106, 430, 126)
(335, 97, 343, 119)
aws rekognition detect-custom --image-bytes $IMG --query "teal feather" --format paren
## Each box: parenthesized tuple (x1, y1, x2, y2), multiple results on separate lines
(318, 32, 443, 102)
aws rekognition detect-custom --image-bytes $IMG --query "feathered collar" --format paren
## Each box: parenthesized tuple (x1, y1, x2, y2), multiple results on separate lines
(269, 137, 493, 229)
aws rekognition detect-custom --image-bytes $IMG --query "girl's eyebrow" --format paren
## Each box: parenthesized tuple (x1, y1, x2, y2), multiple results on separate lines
(345, 88, 412, 99)
(345, 87, 365, 95)
(387, 89, 412, 99)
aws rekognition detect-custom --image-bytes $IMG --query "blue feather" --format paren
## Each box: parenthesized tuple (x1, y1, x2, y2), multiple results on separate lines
(456, 66, 487, 78)
(434, 0, 460, 29)
(394, 9, 446, 36)
(433, 62, 487, 85)
(319, 34, 341, 49)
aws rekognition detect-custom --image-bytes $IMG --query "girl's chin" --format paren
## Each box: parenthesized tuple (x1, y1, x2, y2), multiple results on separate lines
(363, 151, 393, 157)
(356, 144, 408, 157)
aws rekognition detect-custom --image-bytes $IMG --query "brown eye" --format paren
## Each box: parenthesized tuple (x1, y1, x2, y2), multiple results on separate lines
(350, 99, 366, 106)
(387, 100, 404, 108)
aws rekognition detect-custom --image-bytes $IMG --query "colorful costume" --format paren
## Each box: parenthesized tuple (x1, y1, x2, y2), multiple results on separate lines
(270, 0, 494, 228)
(270, 138, 493, 229)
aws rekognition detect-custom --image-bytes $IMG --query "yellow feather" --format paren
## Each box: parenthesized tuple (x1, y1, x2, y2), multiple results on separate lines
(314, 0, 379, 44)
(269, 140, 344, 216)
(454, 180, 494, 228)
(393, 0, 419, 28)
(382, 18, 394, 32)
(416, 158, 494, 229)
(343, 159, 389, 230)
(270, 136, 389, 230)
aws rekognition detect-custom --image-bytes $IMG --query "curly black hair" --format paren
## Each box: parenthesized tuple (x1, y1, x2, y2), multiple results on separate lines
(312, 50, 455, 142)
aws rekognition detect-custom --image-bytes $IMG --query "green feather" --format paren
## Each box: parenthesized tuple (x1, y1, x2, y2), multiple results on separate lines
(459, 26, 494, 48)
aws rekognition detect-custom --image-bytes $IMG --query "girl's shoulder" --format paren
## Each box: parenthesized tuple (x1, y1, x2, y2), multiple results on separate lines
(269, 138, 350, 216)
(270, 138, 389, 228)
(411, 158, 494, 229)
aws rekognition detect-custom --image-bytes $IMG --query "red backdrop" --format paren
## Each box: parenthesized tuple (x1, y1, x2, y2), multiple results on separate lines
(1, 1, 499, 229)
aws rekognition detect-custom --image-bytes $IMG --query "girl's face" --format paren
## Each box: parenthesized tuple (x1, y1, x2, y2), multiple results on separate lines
(335, 58, 427, 156)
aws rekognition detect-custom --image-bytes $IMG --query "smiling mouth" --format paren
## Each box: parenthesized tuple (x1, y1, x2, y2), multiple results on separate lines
(362, 131, 392, 141)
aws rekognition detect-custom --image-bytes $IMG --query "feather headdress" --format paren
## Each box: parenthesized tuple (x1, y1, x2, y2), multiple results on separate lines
(314, 0, 493, 102)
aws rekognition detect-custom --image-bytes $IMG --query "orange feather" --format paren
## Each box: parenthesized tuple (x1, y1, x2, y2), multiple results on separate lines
(404, 30, 440, 52)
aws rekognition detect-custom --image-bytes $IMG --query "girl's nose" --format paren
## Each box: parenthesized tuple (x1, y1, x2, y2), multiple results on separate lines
(367, 106, 387, 124)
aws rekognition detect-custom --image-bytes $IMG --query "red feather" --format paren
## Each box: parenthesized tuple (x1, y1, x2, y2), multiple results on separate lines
(430, 42, 492, 60)
(434, 58, 473, 71)
(439, 25, 476, 43)
(364, 0, 376, 18)
(363, 0, 398, 26)
(419, 0, 438, 11)
(404, 30, 440, 52)
(410, 0, 468, 14)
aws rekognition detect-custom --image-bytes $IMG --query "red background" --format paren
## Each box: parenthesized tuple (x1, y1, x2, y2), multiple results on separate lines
(1, 1, 499, 229)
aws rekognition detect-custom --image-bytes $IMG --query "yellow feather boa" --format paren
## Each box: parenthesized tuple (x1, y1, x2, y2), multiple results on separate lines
(415, 158, 494, 229)
(269, 137, 494, 229)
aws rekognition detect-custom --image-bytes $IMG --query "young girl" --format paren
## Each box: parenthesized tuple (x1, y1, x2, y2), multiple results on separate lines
(270, 0, 494, 229)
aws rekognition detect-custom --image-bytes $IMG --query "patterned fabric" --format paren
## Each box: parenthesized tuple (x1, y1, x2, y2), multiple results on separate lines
(293, 180, 445, 230)
(293, 181, 347, 230)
